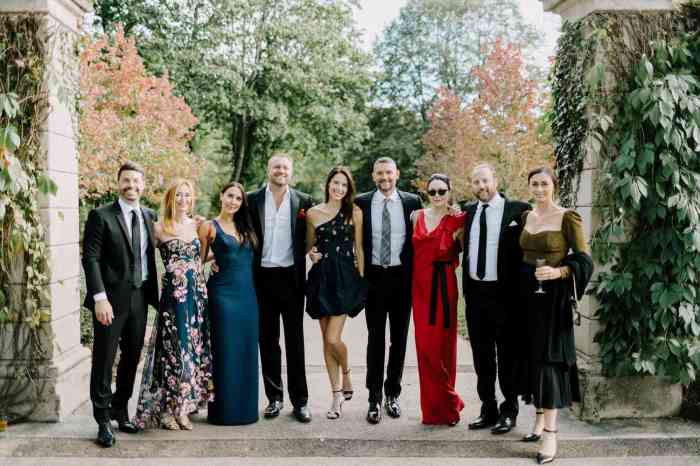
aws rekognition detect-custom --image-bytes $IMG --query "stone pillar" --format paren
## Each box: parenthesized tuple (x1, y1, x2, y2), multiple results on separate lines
(0, 0, 92, 421)
(541, 0, 682, 421)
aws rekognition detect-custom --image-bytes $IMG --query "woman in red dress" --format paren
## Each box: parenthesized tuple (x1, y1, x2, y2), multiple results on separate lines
(411, 173, 466, 425)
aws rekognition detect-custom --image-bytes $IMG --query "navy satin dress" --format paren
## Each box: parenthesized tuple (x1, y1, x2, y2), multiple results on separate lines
(206, 220, 259, 425)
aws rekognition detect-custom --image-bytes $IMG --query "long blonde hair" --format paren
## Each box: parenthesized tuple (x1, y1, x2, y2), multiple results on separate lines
(161, 178, 196, 236)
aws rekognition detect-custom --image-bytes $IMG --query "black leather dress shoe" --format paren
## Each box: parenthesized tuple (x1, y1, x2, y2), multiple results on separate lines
(292, 405, 312, 423)
(109, 409, 139, 433)
(263, 400, 283, 418)
(96, 422, 115, 448)
(468, 415, 498, 430)
(491, 416, 516, 435)
(385, 396, 401, 418)
(366, 402, 382, 424)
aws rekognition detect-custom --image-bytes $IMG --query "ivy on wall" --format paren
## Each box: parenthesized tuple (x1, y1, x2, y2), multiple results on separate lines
(552, 5, 700, 384)
(0, 16, 60, 422)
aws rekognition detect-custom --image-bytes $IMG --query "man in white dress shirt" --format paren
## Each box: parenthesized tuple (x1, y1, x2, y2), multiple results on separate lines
(82, 161, 159, 447)
(462, 163, 529, 435)
(355, 157, 422, 424)
(248, 153, 314, 423)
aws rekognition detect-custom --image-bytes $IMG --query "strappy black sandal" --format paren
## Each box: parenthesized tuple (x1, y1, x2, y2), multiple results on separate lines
(342, 368, 354, 401)
(522, 410, 544, 442)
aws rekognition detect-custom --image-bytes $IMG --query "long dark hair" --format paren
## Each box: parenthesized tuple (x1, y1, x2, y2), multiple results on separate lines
(220, 181, 258, 249)
(324, 166, 356, 224)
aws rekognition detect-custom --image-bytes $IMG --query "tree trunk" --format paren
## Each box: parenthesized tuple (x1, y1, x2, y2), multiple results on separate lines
(230, 113, 256, 182)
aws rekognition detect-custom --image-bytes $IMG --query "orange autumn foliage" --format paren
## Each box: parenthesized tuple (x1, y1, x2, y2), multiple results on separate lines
(419, 39, 553, 202)
(79, 25, 201, 204)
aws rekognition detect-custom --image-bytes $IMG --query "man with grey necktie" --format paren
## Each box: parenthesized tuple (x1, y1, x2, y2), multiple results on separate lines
(355, 157, 422, 424)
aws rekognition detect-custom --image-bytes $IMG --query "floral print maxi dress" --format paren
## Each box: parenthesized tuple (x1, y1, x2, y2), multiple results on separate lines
(134, 238, 213, 428)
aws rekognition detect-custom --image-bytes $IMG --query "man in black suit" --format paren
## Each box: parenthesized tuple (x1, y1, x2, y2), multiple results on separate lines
(82, 161, 159, 447)
(248, 153, 314, 423)
(462, 163, 529, 435)
(355, 157, 421, 424)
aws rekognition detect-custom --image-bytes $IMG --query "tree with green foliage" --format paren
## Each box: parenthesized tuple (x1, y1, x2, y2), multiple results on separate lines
(351, 106, 425, 194)
(93, 0, 372, 190)
(373, 0, 542, 124)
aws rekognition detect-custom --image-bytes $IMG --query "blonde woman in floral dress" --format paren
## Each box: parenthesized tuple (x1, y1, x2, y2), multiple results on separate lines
(133, 179, 213, 431)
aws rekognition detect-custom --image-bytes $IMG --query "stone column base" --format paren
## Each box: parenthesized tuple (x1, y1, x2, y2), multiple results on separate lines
(575, 355, 682, 422)
(0, 344, 90, 422)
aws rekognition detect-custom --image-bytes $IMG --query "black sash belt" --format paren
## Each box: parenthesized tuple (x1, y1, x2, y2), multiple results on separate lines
(429, 260, 451, 329)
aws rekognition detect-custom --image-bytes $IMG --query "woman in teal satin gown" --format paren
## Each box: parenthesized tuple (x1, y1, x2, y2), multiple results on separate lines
(199, 181, 260, 425)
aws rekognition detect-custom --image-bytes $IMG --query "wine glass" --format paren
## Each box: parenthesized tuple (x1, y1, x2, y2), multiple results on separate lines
(534, 258, 546, 294)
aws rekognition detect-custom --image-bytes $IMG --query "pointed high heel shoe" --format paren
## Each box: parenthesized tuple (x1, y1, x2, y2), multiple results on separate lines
(327, 390, 344, 420)
(522, 410, 544, 442)
(536, 428, 558, 464)
(342, 368, 354, 401)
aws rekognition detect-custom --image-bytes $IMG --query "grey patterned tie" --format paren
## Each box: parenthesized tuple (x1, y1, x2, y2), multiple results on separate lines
(380, 198, 391, 266)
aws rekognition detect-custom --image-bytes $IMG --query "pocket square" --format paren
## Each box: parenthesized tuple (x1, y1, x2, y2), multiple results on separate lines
(508, 220, 518, 227)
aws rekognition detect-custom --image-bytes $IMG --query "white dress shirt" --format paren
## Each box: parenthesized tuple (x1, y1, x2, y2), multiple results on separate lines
(94, 197, 149, 302)
(261, 185, 294, 268)
(468, 193, 505, 281)
(371, 189, 406, 266)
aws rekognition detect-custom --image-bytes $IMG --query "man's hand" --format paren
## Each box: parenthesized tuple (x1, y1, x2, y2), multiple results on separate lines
(309, 247, 322, 264)
(95, 300, 114, 326)
(211, 261, 219, 274)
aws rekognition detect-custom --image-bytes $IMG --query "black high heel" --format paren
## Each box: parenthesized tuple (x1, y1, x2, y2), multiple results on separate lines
(536, 428, 557, 464)
(522, 410, 544, 442)
(342, 368, 354, 401)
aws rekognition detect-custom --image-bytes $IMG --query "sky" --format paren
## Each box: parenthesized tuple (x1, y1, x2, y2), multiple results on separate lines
(353, 0, 562, 68)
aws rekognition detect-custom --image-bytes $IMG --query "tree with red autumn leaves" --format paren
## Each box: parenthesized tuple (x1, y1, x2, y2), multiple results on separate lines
(419, 39, 553, 201)
(79, 25, 201, 205)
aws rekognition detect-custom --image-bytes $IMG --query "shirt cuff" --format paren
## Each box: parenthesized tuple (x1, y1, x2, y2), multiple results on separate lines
(93, 292, 107, 303)
(559, 266, 571, 279)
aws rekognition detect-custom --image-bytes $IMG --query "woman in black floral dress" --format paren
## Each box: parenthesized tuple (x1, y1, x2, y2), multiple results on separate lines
(133, 179, 213, 431)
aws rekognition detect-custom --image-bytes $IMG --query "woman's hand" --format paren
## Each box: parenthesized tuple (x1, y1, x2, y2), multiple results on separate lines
(308, 246, 322, 264)
(535, 265, 562, 281)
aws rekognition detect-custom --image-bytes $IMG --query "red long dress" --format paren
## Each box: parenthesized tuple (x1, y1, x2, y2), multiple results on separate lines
(412, 210, 466, 425)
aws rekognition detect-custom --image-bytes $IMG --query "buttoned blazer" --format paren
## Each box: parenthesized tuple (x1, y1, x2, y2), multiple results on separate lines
(82, 201, 159, 312)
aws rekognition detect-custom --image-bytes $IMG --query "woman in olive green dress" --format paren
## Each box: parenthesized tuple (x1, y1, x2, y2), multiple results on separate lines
(516, 167, 593, 465)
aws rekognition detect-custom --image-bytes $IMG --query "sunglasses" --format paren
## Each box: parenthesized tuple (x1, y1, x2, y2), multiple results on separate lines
(427, 189, 448, 197)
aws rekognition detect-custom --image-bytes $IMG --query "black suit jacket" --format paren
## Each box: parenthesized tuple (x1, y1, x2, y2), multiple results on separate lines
(354, 189, 422, 286)
(248, 186, 313, 292)
(462, 195, 530, 298)
(82, 201, 159, 312)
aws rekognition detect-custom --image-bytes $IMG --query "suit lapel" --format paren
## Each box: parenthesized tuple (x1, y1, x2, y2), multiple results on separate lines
(464, 202, 478, 254)
(257, 187, 266, 239)
(112, 201, 133, 255)
(360, 190, 375, 260)
(290, 188, 300, 234)
(143, 209, 156, 250)
(497, 195, 512, 246)
(397, 190, 411, 234)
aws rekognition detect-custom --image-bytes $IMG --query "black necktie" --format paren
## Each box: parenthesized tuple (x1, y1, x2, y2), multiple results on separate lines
(131, 209, 143, 287)
(476, 204, 489, 280)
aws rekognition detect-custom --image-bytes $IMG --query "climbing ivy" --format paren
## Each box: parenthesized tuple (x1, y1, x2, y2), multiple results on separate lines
(550, 19, 595, 208)
(594, 17, 700, 385)
(0, 16, 67, 422)
(552, 5, 700, 385)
